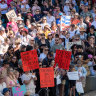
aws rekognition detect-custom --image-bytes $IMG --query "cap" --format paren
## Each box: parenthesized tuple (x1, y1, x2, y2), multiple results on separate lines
(31, 23, 36, 27)
(27, 13, 33, 16)
(21, 28, 28, 34)
(75, 13, 79, 16)
(3, 88, 9, 95)
(59, 13, 63, 16)
(16, 17, 23, 21)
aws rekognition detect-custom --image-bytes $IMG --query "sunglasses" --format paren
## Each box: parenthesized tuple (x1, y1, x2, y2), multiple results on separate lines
(45, 49, 48, 51)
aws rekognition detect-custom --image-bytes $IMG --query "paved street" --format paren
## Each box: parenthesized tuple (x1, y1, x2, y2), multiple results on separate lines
(84, 90, 96, 96)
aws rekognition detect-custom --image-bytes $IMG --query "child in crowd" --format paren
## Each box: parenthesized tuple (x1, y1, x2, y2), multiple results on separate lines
(87, 54, 95, 76)
(69, 65, 76, 96)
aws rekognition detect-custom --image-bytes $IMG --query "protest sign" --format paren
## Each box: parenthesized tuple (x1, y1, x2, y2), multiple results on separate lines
(60, 16, 71, 31)
(6, 10, 17, 21)
(39, 67, 54, 88)
(55, 50, 71, 70)
(21, 50, 39, 72)
(67, 71, 79, 80)
(76, 82, 84, 93)
(66, 41, 81, 51)
(12, 85, 26, 96)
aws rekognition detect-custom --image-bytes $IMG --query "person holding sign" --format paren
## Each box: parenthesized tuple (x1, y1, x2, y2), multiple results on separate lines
(69, 65, 76, 96)
(21, 71, 37, 95)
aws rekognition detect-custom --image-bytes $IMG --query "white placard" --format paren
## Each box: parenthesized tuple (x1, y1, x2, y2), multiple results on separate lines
(6, 10, 17, 21)
(66, 41, 81, 51)
(76, 82, 84, 93)
(67, 71, 79, 80)
(60, 16, 71, 31)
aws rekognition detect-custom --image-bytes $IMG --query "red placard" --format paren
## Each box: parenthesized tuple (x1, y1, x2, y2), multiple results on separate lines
(55, 50, 71, 70)
(21, 50, 39, 72)
(39, 67, 54, 88)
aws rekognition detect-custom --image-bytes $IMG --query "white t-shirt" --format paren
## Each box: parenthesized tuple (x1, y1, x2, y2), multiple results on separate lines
(21, 73, 36, 95)
(91, 21, 96, 29)
(0, 4, 8, 14)
(69, 29, 79, 38)
(39, 53, 46, 61)
(46, 16, 55, 26)
(41, 23, 50, 29)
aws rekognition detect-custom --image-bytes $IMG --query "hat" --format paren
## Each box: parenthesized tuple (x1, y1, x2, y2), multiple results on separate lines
(88, 54, 93, 59)
(59, 13, 63, 16)
(79, 27, 86, 32)
(3, 88, 9, 95)
(31, 23, 36, 27)
(16, 17, 23, 21)
(18, 24, 24, 28)
(27, 13, 33, 16)
(65, 1, 69, 3)
(21, 28, 28, 34)
(75, 13, 79, 16)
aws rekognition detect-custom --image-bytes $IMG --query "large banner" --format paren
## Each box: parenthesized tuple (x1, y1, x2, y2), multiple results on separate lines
(39, 67, 54, 88)
(60, 16, 71, 31)
(66, 41, 81, 51)
(12, 85, 26, 96)
(21, 50, 39, 72)
(6, 10, 17, 21)
(55, 50, 71, 70)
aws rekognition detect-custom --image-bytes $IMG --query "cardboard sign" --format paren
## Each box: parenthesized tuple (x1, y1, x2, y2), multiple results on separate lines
(66, 41, 81, 51)
(55, 50, 71, 70)
(76, 82, 84, 93)
(39, 67, 54, 88)
(67, 71, 79, 80)
(6, 10, 17, 21)
(12, 85, 26, 96)
(60, 16, 71, 31)
(21, 50, 39, 72)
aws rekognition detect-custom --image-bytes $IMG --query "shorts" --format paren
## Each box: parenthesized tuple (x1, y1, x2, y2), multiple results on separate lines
(69, 80, 76, 88)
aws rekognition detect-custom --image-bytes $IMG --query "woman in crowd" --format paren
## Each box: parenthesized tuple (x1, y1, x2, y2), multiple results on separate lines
(5, 68, 20, 96)
(0, 74, 7, 96)
(21, 70, 37, 95)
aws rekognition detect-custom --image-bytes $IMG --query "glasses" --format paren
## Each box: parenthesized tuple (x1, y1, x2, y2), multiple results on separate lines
(43, 19, 47, 20)
(45, 49, 48, 51)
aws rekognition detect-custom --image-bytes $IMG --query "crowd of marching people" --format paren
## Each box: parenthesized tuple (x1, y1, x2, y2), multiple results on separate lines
(0, 0, 96, 96)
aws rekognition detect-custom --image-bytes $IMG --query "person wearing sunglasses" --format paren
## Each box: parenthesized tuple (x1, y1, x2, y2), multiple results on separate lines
(51, 37, 64, 53)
